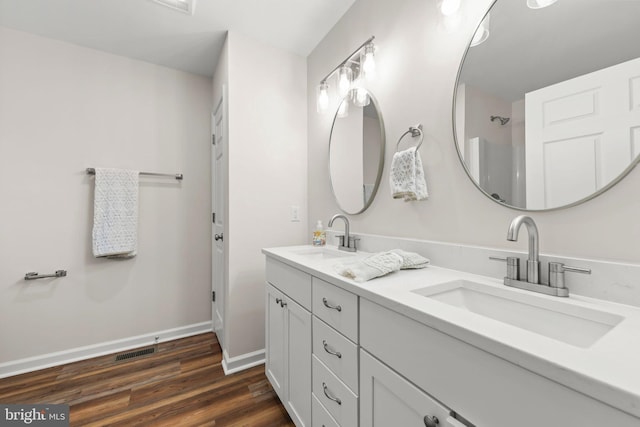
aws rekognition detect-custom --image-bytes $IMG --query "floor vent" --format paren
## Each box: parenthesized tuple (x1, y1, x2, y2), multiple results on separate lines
(115, 347, 156, 362)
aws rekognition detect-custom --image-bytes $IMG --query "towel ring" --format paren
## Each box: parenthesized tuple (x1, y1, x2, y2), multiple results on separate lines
(396, 124, 424, 153)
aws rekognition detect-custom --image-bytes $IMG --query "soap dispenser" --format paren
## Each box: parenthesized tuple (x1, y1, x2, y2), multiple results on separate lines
(312, 220, 326, 246)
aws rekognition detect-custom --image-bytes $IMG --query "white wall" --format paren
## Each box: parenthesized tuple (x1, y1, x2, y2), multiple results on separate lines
(224, 32, 308, 359)
(308, 0, 640, 264)
(0, 27, 212, 365)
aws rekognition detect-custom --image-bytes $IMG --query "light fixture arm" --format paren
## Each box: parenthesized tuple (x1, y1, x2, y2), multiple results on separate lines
(320, 36, 375, 84)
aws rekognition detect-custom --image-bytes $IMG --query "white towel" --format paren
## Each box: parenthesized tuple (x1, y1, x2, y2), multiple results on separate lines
(390, 249, 430, 269)
(92, 168, 139, 258)
(390, 148, 428, 201)
(335, 251, 404, 283)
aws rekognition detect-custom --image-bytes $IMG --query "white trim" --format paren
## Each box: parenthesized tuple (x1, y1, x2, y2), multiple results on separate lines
(221, 348, 265, 375)
(0, 321, 213, 379)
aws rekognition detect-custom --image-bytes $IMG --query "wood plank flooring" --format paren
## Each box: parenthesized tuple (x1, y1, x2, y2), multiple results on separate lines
(0, 333, 295, 426)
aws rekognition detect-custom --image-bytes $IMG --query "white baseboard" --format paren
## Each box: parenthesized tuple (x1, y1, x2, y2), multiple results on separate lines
(221, 348, 265, 375)
(0, 321, 213, 379)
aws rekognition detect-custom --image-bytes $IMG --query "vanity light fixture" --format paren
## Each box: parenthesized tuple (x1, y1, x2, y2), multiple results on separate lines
(337, 99, 349, 118)
(338, 66, 353, 97)
(527, 0, 558, 9)
(353, 86, 370, 107)
(315, 36, 376, 114)
(470, 12, 490, 47)
(151, 0, 197, 15)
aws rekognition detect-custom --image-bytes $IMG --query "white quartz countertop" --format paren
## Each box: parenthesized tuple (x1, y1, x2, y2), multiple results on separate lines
(263, 245, 640, 419)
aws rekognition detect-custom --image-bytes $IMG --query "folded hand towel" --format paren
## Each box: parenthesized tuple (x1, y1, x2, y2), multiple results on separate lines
(335, 251, 404, 283)
(390, 148, 428, 201)
(92, 168, 139, 258)
(390, 249, 430, 269)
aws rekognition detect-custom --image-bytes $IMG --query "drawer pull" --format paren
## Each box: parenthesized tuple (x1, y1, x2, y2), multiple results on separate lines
(280, 300, 287, 308)
(424, 415, 439, 427)
(275, 298, 282, 304)
(322, 297, 342, 312)
(322, 382, 342, 405)
(322, 340, 342, 358)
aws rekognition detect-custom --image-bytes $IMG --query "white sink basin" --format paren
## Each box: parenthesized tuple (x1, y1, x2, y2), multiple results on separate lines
(412, 280, 623, 348)
(290, 247, 356, 260)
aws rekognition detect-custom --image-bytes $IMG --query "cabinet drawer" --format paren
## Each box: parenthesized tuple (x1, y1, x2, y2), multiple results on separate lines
(312, 394, 340, 427)
(312, 317, 358, 393)
(266, 258, 311, 310)
(312, 356, 357, 427)
(312, 278, 358, 342)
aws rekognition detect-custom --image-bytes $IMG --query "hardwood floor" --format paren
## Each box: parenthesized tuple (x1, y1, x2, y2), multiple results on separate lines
(0, 333, 295, 426)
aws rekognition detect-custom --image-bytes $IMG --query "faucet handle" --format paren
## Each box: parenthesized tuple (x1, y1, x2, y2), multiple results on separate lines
(347, 236, 360, 251)
(549, 262, 591, 288)
(490, 256, 520, 280)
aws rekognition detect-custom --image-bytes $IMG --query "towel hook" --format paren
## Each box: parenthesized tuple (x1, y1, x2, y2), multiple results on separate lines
(396, 124, 424, 153)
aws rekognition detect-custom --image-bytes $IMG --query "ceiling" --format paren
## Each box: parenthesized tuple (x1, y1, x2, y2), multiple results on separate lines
(0, 0, 356, 77)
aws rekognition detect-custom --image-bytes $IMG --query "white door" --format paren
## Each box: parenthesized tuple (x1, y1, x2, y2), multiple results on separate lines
(212, 87, 227, 347)
(265, 284, 286, 401)
(525, 56, 640, 209)
(360, 349, 452, 427)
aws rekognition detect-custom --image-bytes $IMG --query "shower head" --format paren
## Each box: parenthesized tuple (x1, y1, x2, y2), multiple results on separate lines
(490, 115, 510, 125)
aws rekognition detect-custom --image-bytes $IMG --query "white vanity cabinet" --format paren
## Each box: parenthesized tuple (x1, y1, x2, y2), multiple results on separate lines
(360, 349, 450, 427)
(265, 259, 312, 427)
(360, 298, 640, 427)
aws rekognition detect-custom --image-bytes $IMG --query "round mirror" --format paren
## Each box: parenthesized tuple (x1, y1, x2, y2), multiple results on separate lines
(454, 0, 640, 211)
(329, 88, 385, 214)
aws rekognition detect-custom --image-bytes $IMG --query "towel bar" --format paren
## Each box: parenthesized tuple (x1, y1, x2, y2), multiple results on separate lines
(86, 168, 183, 180)
(25, 270, 67, 280)
(396, 124, 424, 153)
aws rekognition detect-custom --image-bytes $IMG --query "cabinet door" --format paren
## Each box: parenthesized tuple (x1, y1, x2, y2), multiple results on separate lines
(360, 349, 450, 427)
(285, 297, 312, 427)
(265, 283, 286, 401)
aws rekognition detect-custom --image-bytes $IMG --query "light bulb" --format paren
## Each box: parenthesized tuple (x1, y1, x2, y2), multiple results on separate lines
(353, 87, 370, 107)
(316, 82, 329, 114)
(337, 99, 349, 118)
(470, 13, 490, 47)
(361, 43, 376, 81)
(440, 0, 461, 16)
(338, 66, 353, 97)
(527, 0, 558, 9)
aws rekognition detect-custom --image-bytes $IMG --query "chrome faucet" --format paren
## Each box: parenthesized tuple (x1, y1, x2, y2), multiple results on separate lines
(493, 215, 591, 297)
(328, 214, 359, 252)
(507, 215, 540, 284)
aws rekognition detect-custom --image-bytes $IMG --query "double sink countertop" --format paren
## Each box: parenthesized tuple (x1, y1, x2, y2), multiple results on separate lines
(263, 245, 640, 419)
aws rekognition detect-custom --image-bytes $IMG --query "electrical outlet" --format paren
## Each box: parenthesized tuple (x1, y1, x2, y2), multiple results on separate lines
(290, 205, 300, 222)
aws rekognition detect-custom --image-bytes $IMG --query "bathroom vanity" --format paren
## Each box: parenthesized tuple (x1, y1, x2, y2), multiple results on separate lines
(263, 245, 640, 427)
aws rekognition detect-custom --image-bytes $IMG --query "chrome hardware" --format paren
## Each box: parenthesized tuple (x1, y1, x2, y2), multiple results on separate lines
(322, 297, 342, 312)
(329, 214, 358, 252)
(322, 382, 342, 405)
(322, 340, 342, 358)
(503, 277, 570, 297)
(424, 415, 440, 427)
(87, 167, 183, 180)
(214, 233, 223, 241)
(549, 262, 591, 289)
(24, 270, 67, 281)
(489, 256, 520, 280)
(507, 215, 540, 284)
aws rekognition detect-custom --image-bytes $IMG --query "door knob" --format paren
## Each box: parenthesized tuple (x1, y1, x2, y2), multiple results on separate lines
(214, 233, 224, 241)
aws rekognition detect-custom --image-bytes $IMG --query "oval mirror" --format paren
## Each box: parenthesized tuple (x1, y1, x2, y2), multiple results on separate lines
(329, 88, 385, 214)
(454, 0, 640, 211)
